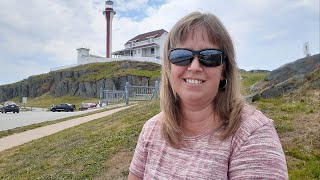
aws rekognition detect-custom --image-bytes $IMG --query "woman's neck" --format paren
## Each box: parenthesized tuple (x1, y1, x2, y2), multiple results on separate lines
(180, 102, 218, 137)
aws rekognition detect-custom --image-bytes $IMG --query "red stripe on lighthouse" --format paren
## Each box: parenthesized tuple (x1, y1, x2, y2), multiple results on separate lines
(106, 12, 111, 58)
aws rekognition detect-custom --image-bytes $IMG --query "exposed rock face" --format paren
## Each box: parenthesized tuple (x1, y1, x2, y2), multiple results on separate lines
(253, 54, 320, 98)
(0, 61, 161, 102)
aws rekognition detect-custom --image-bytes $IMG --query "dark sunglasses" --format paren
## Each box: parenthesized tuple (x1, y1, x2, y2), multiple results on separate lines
(168, 48, 226, 67)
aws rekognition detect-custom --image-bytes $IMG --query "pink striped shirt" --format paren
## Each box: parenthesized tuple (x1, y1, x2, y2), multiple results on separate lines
(129, 105, 288, 179)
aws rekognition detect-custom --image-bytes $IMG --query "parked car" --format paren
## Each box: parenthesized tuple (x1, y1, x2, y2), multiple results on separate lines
(79, 102, 98, 111)
(1, 101, 20, 113)
(50, 103, 76, 112)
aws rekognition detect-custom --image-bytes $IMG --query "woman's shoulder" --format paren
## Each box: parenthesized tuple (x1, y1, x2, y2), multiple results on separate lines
(230, 104, 279, 153)
(143, 112, 162, 128)
(238, 104, 274, 134)
(230, 104, 275, 144)
(140, 112, 163, 137)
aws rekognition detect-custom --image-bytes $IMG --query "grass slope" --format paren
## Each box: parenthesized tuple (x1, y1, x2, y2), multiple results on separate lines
(240, 72, 268, 95)
(0, 101, 160, 179)
(253, 89, 320, 179)
(60, 61, 161, 83)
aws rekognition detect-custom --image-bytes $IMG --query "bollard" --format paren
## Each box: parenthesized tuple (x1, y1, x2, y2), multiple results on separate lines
(99, 87, 103, 107)
(125, 82, 129, 105)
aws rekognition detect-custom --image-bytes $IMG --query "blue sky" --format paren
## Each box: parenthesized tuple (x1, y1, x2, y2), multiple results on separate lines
(0, 0, 319, 85)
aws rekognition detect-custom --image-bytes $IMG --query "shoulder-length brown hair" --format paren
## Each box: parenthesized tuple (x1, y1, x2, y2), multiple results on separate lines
(160, 11, 244, 148)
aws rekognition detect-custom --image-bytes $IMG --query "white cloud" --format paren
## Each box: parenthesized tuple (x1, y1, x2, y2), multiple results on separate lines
(112, 0, 149, 12)
(287, 0, 319, 11)
(262, 31, 287, 41)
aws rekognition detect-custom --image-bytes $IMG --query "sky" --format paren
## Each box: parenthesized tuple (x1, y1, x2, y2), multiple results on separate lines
(0, 0, 319, 85)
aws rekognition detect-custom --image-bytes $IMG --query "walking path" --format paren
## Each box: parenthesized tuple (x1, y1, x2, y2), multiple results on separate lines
(0, 104, 134, 152)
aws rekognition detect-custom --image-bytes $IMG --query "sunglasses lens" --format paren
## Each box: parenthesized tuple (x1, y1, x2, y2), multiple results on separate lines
(199, 50, 223, 67)
(169, 49, 193, 66)
(169, 49, 225, 67)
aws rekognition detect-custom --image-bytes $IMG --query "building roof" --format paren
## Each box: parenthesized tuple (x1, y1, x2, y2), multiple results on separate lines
(125, 29, 167, 45)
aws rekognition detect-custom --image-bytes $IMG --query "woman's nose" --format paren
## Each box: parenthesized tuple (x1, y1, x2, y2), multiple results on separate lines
(187, 56, 203, 71)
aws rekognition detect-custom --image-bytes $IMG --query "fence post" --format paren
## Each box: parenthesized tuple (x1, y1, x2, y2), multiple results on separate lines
(99, 87, 103, 107)
(125, 82, 129, 105)
(106, 90, 109, 106)
(155, 81, 159, 98)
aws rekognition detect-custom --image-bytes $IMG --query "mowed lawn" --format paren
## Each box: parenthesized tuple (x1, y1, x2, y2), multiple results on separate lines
(0, 100, 160, 179)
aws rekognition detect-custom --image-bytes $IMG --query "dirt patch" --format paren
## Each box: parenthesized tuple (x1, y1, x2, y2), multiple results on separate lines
(279, 88, 320, 166)
(280, 112, 320, 148)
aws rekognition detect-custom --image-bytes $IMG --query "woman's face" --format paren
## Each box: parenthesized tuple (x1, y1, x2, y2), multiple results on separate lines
(170, 27, 224, 107)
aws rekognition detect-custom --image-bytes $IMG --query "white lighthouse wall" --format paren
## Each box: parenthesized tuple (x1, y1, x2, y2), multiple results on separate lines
(77, 48, 90, 64)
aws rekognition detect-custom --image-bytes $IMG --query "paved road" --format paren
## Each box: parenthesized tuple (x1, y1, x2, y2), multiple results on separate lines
(0, 104, 126, 131)
(0, 105, 133, 152)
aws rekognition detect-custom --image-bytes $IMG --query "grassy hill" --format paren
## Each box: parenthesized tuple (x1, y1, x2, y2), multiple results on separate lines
(0, 71, 319, 179)
(0, 60, 161, 102)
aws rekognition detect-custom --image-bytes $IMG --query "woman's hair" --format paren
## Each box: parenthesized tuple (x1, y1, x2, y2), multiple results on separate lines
(160, 11, 244, 148)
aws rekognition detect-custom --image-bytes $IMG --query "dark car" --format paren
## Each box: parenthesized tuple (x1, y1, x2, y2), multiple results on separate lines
(1, 102, 20, 113)
(50, 103, 76, 112)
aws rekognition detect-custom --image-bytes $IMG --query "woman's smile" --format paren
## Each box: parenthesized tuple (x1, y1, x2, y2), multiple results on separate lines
(184, 78, 205, 85)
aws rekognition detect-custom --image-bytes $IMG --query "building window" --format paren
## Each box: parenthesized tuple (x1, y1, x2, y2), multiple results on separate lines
(138, 49, 141, 53)
(148, 38, 154, 43)
(134, 50, 136, 54)
(151, 48, 154, 54)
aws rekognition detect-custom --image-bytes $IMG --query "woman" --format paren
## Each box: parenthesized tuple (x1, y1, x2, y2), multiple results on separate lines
(128, 11, 288, 179)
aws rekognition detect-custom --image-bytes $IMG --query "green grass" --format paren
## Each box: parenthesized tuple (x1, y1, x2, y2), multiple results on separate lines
(113, 68, 161, 80)
(287, 147, 320, 180)
(0, 100, 160, 179)
(3, 61, 161, 85)
(253, 90, 320, 179)
(240, 72, 268, 95)
(70, 61, 161, 83)
(289, 161, 320, 180)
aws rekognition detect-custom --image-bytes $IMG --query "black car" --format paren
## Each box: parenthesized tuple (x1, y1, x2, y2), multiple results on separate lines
(51, 103, 76, 112)
(1, 102, 20, 113)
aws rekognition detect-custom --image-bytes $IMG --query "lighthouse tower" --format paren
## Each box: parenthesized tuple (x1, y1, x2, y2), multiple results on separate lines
(103, 0, 116, 58)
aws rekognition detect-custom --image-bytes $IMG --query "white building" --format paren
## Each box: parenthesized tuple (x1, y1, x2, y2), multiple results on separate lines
(112, 29, 168, 60)
(76, 48, 106, 64)
(51, 29, 168, 71)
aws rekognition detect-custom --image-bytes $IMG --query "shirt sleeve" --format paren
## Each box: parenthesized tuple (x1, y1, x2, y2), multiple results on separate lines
(229, 122, 288, 179)
(129, 124, 148, 178)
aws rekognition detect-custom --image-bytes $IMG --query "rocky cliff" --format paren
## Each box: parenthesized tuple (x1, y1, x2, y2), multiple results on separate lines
(0, 61, 161, 102)
(252, 54, 320, 98)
